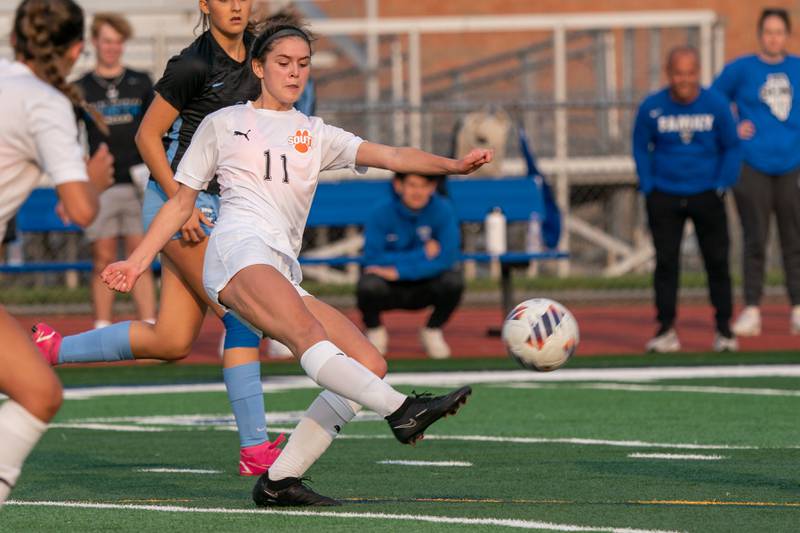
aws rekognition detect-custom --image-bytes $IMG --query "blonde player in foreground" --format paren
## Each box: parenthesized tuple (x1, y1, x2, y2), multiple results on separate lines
(0, 0, 112, 507)
(101, 16, 490, 506)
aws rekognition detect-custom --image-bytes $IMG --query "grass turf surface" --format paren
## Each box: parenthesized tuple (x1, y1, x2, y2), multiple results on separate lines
(3, 355, 799, 532)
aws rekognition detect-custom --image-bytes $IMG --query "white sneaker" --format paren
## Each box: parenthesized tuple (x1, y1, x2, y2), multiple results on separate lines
(732, 306, 761, 336)
(267, 339, 294, 359)
(93, 320, 111, 330)
(645, 328, 681, 353)
(791, 306, 800, 335)
(366, 326, 388, 355)
(712, 333, 739, 352)
(420, 327, 451, 359)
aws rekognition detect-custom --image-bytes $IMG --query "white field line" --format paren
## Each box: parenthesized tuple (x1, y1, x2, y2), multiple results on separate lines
(50, 423, 166, 432)
(502, 382, 800, 397)
(377, 460, 473, 467)
(627, 453, 726, 461)
(4, 500, 683, 533)
(51, 365, 800, 400)
(136, 468, 222, 474)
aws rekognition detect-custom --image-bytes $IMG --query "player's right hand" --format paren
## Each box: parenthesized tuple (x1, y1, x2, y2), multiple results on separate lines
(101, 260, 141, 293)
(180, 207, 213, 243)
(87, 142, 114, 192)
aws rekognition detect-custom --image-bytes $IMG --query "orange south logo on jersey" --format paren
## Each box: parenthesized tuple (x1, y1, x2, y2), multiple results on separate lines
(288, 129, 312, 153)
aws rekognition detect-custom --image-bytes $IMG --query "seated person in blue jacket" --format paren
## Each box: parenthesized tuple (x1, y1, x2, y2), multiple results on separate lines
(357, 172, 464, 359)
(633, 45, 742, 353)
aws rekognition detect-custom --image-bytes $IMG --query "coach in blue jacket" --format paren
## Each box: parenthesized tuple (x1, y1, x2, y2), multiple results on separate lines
(633, 45, 742, 353)
(357, 173, 463, 359)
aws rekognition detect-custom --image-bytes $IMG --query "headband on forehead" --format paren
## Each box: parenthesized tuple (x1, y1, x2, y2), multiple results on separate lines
(253, 27, 311, 59)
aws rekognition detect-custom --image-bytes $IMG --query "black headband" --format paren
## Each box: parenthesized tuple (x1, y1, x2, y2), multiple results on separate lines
(253, 27, 310, 59)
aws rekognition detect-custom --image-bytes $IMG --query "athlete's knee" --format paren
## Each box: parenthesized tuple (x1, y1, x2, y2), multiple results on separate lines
(18, 371, 63, 422)
(357, 273, 390, 298)
(157, 336, 193, 360)
(438, 269, 465, 294)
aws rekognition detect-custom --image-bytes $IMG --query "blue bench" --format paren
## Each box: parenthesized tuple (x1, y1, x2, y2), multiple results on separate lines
(304, 177, 568, 319)
(3, 178, 567, 318)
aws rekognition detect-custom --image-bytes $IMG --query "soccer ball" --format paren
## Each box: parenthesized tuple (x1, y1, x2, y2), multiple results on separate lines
(501, 298, 579, 372)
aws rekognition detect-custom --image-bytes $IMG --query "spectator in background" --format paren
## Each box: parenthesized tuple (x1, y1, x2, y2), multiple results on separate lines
(633, 46, 742, 353)
(357, 172, 464, 359)
(712, 8, 800, 337)
(77, 13, 156, 329)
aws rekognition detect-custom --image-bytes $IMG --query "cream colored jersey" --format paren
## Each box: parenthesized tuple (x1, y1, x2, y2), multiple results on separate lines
(174, 101, 365, 261)
(0, 59, 88, 241)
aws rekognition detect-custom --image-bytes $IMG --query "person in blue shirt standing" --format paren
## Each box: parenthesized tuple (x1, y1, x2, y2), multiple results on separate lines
(358, 173, 464, 359)
(633, 46, 742, 353)
(712, 8, 800, 337)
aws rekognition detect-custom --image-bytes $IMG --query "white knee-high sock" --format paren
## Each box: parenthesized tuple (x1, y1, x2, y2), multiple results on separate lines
(0, 401, 48, 506)
(268, 390, 362, 481)
(300, 341, 406, 417)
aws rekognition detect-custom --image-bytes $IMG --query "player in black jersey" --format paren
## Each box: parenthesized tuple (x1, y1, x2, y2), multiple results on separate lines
(77, 12, 157, 331)
(32, 0, 283, 477)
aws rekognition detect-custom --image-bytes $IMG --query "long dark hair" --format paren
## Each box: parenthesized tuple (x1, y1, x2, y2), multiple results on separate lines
(13, 0, 108, 135)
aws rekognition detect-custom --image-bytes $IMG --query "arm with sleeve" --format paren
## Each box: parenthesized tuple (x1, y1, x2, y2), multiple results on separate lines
(362, 205, 427, 267)
(28, 93, 88, 185)
(153, 53, 207, 112)
(632, 99, 657, 195)
(711, 61, 739, 103)
(173, 115, 219, 190)
(713, 94, 743, 189)
(395, 199, 461, 281)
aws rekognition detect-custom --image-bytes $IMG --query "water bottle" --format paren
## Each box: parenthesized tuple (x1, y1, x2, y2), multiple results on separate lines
(526, 212, 543, 253)
(485, 207, 507, 256)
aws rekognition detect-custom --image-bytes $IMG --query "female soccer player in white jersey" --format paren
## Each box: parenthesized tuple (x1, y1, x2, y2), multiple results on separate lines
(0, 0, 113, 506)
(102, 18, 490, 506)
(33, 0, 286, 476)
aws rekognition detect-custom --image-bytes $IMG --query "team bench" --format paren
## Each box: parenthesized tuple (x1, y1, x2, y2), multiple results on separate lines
(2, 178, 567, 318)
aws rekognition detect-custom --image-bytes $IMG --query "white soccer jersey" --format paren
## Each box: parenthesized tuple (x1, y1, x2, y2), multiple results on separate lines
(174, 101, 365, 261)
(0, 59, 88, 241)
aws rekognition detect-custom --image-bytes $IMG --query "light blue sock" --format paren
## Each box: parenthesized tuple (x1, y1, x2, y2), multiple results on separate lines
(58, 321, 134, 364)
(223, 361, 268, 448)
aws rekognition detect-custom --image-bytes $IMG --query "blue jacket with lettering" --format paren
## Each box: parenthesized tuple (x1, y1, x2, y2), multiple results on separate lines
(362, 188, 460, 281)
(632, 87, 742, 195)
(712, 54, 800, 175)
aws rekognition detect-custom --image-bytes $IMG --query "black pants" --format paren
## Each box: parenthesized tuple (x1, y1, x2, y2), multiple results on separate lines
(733, 164, 800, 306)
(357, 269, 465, 329)
(646, 189, 732, 334)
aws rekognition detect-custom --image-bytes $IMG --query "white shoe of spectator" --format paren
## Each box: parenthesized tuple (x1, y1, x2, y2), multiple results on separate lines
(712, 333, 739, 352)
(93, 320, 112, 330)
(791, 306, 800, 335)
(732, 306, 761, 336)
(420, 327, 451, 359)
(268, 339, 294, 359)
(366, 326, 388, 356)
(645, 328, 681, 353)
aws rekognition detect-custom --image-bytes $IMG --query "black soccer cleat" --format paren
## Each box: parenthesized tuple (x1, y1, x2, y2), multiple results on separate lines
(252, 474, 340, 507)
(386, 385, 472, 445)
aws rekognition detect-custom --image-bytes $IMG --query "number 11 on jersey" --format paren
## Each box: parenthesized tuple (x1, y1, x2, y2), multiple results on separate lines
(264, 150, 289, 183)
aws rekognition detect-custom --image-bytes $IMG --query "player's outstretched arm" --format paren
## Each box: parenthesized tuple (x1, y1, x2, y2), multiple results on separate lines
(101, 184, 199, 293)
(355, 143, 493, 176)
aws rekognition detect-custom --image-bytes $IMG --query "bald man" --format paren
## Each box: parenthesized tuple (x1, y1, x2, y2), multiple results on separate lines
(632, 46, 742, 353)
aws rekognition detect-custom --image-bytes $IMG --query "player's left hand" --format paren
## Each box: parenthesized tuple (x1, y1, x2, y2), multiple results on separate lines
(101, 260, 141, 293)
(364, 265, 399, 281)
(452, 148, 494, 175)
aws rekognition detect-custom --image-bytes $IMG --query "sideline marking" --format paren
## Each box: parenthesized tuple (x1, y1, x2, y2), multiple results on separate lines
(377, 460, 472, 467)
(136, 468, 222, 474)
(635, 500, 800, 508)
(503, 382, 800, 398)
(53, 365, 800, 399)
(627, 453, 726, 461)
(4, 500, 683, 533)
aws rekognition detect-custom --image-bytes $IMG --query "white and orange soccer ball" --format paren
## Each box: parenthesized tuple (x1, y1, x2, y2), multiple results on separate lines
(501, 298, 579, 372)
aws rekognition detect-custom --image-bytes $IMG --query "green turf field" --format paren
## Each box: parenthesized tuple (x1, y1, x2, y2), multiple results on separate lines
(3, 355, 799, 532)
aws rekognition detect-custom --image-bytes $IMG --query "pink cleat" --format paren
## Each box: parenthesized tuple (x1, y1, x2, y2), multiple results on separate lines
(239, 434, 286, 476)
(31, 322, 62, 366)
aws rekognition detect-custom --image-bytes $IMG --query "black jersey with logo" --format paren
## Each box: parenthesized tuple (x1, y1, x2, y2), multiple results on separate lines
(77, 68, 153, 185)
(154, 31, 261, 195)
